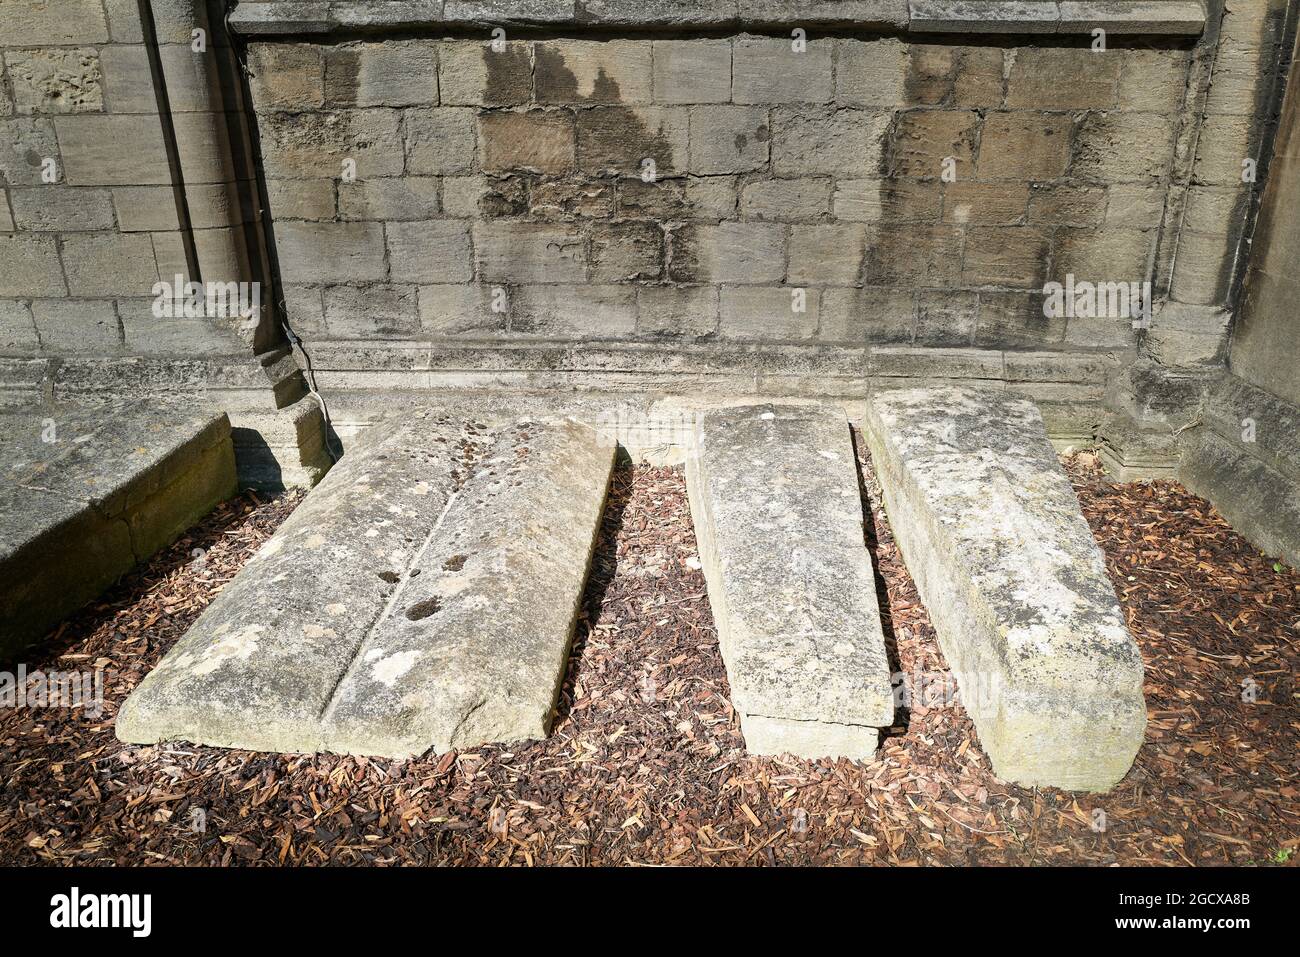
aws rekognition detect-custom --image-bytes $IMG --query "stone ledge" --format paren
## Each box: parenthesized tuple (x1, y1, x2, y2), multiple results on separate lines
(228, 0, 1204, 36)
(0, 399, 237, 658)
(1180, 426, 1300, 570)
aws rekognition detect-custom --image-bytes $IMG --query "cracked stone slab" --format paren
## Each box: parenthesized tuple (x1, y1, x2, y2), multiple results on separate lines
(0, 400, 236, 659)
(117, 413, 615, 758)
(863, 386, 1145, 791)
(686, 403, 894, 760)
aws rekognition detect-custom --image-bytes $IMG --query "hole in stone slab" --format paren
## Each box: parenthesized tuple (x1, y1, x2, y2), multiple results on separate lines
(377, 571, 400, 584)
(406, 597, 442, 621)
(443, 554, 467, 571)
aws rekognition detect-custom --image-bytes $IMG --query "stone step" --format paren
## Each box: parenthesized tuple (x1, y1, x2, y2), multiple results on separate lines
(1, 399, 236, 659)
(117, 413, 615, 758)
(863, 387, 1146, 791)
(686, 403, 895, 761)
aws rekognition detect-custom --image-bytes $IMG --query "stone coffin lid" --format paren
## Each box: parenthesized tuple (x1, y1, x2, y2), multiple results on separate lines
(228, 0, 1206, 37)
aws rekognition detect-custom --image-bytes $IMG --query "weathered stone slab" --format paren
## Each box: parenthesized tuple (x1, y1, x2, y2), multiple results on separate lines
(863, 387, 1145, 791)
(686, 403, 894, 760)
(117, 414, 615, 758)
(0, 400, 236, 659)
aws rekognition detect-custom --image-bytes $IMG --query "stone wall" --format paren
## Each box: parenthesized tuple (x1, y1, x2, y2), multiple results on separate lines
(1180, 23, 1300, 568)
(1, 0, 1297, 508)
(250, 30, 1190, 361)
(0, 0, 255, 368)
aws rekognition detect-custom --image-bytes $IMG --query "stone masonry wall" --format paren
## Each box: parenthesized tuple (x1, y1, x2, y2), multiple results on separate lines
(250, 33, 1189, 355)
(0, 0, 256, 375)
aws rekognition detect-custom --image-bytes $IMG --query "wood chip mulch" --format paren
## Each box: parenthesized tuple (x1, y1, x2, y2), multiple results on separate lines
(0, 448, 1296, 866)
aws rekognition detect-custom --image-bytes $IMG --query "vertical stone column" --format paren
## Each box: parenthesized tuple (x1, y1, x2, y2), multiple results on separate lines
(1102, 0, 1294, 470)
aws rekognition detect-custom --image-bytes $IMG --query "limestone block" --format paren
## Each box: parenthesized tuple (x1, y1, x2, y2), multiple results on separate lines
(863, 387, 1146, 791)
(669, 222, 785, 284)
(535, 40, 652, 104)
(718, 286, 818, 340)
(474, 222, 586, 283)
(0, 235, 67, 297)
(688, 105, 770, 175)
(686, 403, 894, 759)
(652, 40, 732, 105)
(386, 220, 474, 283)
(324, 41, 439, 108)
(116, 415, 615, 758)
(6, 49, 103, 113)
(733, 37, 833, 104)
(439, 41, 532, 107)
(772, 106, 889, 176)
(0, 399, 236, 658)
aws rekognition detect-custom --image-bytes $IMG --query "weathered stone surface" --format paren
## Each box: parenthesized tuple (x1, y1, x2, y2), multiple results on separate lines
(275, 221, 386, 284)
(247, 43, 324, 111)
(54, 114, 172, 186)
(536, 40, 652, 104)
(1073, 112, 1177, 184)
(0, 0, 109, 45)
(439, 41, 532, 107)
(481, 111, 575, 174)
(0, 399, 236, 658)
(31, 299, 121, 353)
(576, 106, 687, 176)
(1006, 48, 1118, 111)
(0, 118, 60, 186)
(339, 177, 441, 221)
(589, 221, 663, 282)
(740, 177, 832, 222)
(0, 301, 39, 351)
(117, 414, 615, 757)
(688, 106, 769, 175)
(832, 178, 940, 222)
(740, 0, 905, 25)
(324, 41, 438, 108)
(6, 48, 103, 113)
(260, 109, 405, 181)
(863, 387, 1146, 790)
(976, 111, 1071, 181)
(652, 40, 732, 105)
(719, 286, 818, 340)
(908, 0, 1058, 34)
(788, 224, 867, 285)
(323, 284, 421, 338)
(962, 226, 1050, 288)
(836, 38, 905, 107)
(1057, 1, 1206, 36)
(506, 284, 638, 337)
(402, 108, 478, 177)
(670, 221, 784, 285)
(772, 106, 889, 176)
(0, 235, 67, 297)
(636, 284, 719, 337)
(686, 403, 894, 759)
(822, 286, 916, 342)
(387, 220, 473, 283)
(1180, 424, 1300, 571)
(474, 222, 586, 283)
(733, 37, 832, 104)
(61, 233, 160, 297)
(10, 187, 115, 231)
(889, 109, 978, 178)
